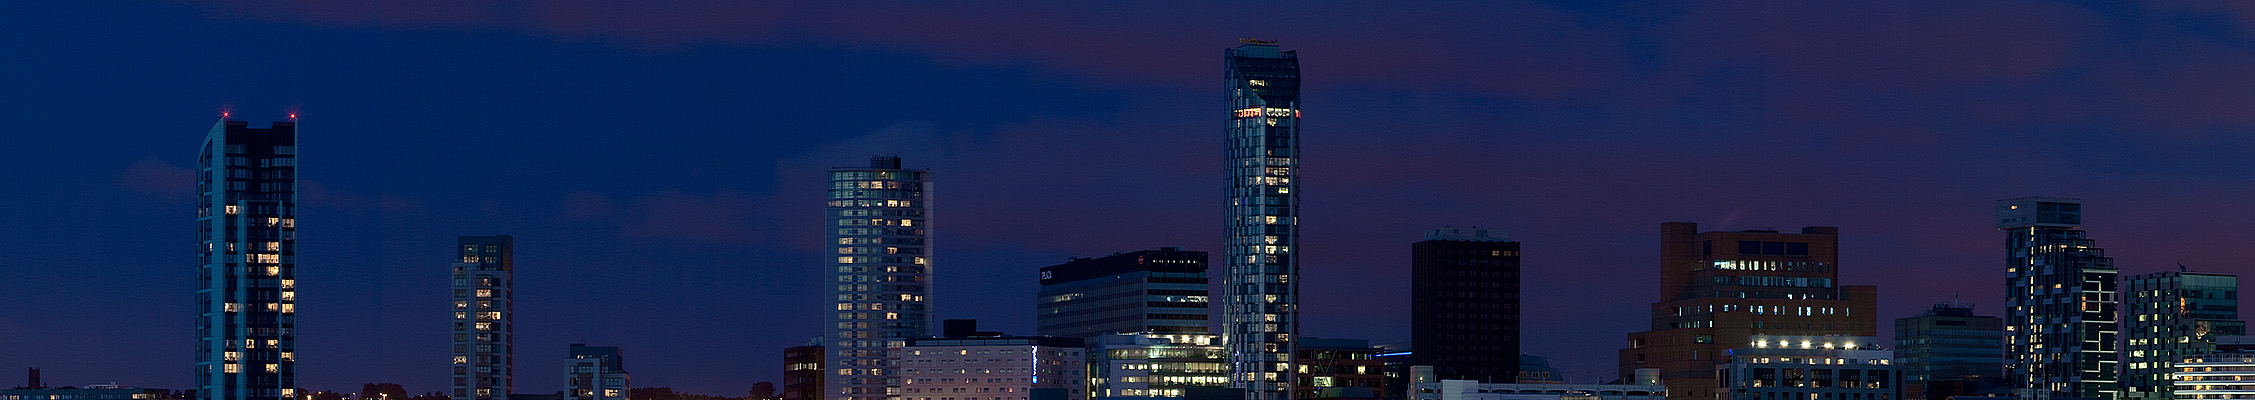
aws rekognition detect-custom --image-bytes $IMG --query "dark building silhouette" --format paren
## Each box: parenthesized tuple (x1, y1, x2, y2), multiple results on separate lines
(453, 235, 515, 400)
(1619, 223, 1878, 400)
(782, 342, 824, 400)
(1223, 38, 1302, 400)
(195, 117, 300, 400)
(1037, 248, 1211, 338)
(1996, 197, 2117, 400)
(1294, 338, 1385, 400)
(1408, 227, 1520, 383)
(1894, 304, 2004, 400)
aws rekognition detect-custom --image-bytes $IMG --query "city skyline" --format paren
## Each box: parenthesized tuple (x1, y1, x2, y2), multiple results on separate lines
(5, 1, 2255, 398)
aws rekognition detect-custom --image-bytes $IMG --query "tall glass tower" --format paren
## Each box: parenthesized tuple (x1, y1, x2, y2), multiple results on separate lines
(1996, 197, 2118, 400)
(1224, 39, 1300, 400)
(825, 156, 931, 400)
(195, 117, 300, 400)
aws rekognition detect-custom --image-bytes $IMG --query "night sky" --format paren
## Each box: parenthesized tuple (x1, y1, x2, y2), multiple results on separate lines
(4, 0, 2253, 396)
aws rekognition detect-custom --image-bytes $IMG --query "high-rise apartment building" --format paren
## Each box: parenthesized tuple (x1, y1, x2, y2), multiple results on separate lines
(1409, 227, 1520, 383)
(1037, 248, 1210, 338)
(453, 236, 514, 400)
(1893, 304, 2003, 400)
(568, 344, 628, 400)
(2125, 271, 2243, 400)
(1996, 197, 2118, 400)
(1223, 38, 1301, 400)
(195, 118, 300, 400)
(1619, 223, 1878, 400)
(827, 155, 932, 400)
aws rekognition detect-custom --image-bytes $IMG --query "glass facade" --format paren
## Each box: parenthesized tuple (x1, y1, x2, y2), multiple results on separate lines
(1092, 333, 1229, 399)
(195, 119, 299, 400)
(2125, 271, 2244, 400)
(1996, 197, 2118, 400)
(453, 235, 514, 400)
(827, 155, 932, 400)
(1224, 40, 1301, 400)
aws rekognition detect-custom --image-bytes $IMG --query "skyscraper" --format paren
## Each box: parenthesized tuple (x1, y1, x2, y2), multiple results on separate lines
(826, 155, 932, 400)
(1996, 197, 2118, 400)
(1409, 227, 1521, 383)
(1894, 304, 2004, 400)
(2124, 271, 2243, 400)
(453, 235, 514, 400)
(1619, 223, 1878, 400)
(1036, 247, 1211, 338)
(195, 117, 299, 400)
(1224, 38, 1301, 400)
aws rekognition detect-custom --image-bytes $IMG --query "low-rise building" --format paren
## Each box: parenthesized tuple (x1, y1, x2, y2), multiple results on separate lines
(0, 385, 174, 400)
(900, 320, 1086, 400)
(1409, 367, 1665, 400)
(2173, 342, 2255, 400)
(1298, 338, 1387, 399)
(1090, 333, 1227, 399)
(1715, 336, 1897, 400)
(567, 344, 629, 400)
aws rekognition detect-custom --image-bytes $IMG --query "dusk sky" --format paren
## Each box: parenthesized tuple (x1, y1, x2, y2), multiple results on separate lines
(4, 0, 2254, 396)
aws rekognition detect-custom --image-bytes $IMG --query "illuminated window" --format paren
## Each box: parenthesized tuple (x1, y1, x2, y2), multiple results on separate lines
(224, 364, 239, 373)
(225, 205, 238, 215)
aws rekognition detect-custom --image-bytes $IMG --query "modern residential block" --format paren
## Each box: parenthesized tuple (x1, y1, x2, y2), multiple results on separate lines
(1996, 197, 2118, 400)
(827, 155, 933, 400)
(453, 235, 515, 400)
(567, 344, 628, 400)
(194, 118, 300, 400)
(2126, 271, 2243, 400)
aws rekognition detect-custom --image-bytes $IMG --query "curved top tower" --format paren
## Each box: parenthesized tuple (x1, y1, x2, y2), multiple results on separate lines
(1224, 39, 1300, 400)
